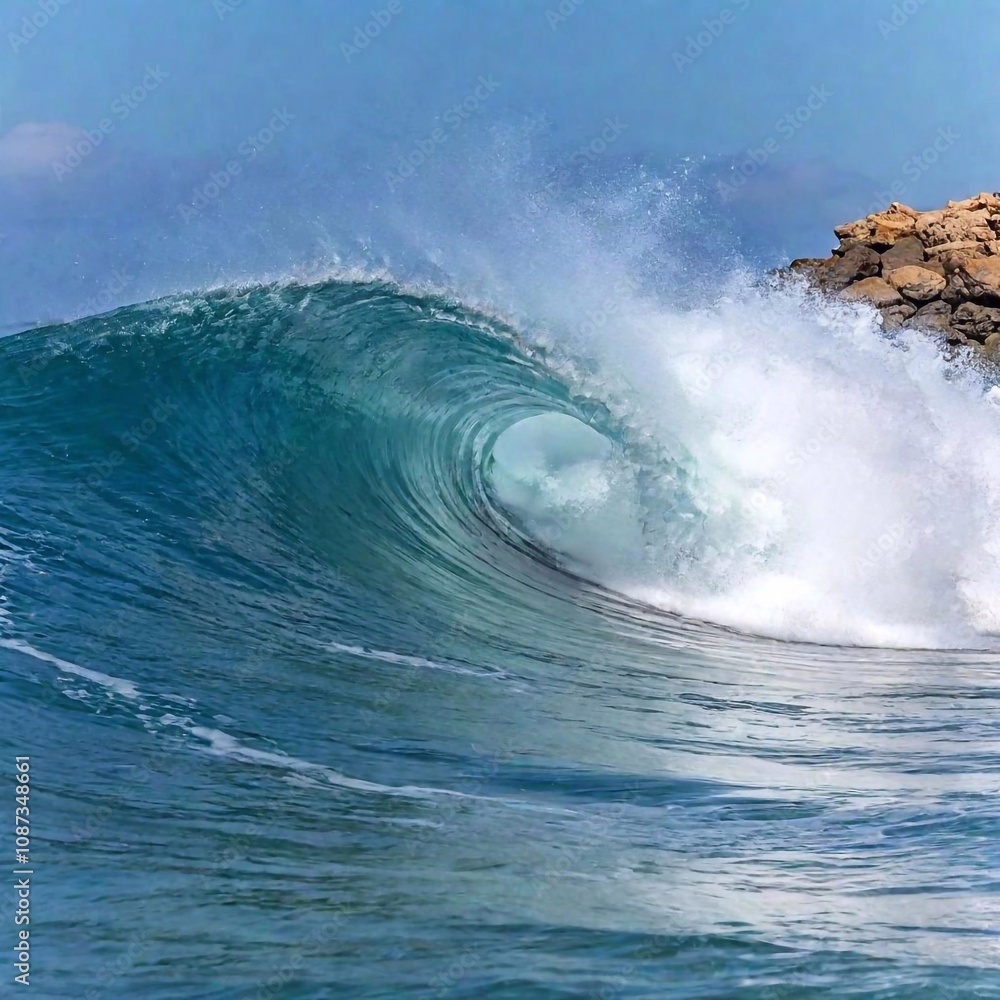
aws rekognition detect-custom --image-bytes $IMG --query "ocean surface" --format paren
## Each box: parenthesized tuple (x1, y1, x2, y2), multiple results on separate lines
(2, 273, 1000, 998)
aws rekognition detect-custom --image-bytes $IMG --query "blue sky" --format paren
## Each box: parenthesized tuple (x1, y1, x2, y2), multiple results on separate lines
(2, 0, 998, 328)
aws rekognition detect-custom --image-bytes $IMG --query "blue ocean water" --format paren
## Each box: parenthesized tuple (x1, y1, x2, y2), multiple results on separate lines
(1, 274, 1000, 998)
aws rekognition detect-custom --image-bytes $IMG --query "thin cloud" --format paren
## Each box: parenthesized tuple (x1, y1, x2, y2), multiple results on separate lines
(0, 121, 83, 178)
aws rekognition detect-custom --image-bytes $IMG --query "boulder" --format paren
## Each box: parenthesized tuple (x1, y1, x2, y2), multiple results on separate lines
(885, 265, 946, 302)
(954, 258, 1000, 303)
(908, 300, 954, 335)
(951, 302, 1000, 342)
(879, 236, 926, 271)
(832, 240, 864, 256)
(816, 244, 881, 290)
(840, 276, 903, 308)
(882, 302, 918, 328)
(789, 257, 826, 272)
(942, 273, 969, 305)
(937, 250, 977, 275)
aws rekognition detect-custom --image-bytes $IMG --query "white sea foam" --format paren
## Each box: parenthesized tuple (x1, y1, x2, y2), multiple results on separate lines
(0, 637, 141, 698)
(185, 723, 429, 796)
(493, 278, 1000, 648)
(181, 722, 562, 811)
(325, 641, 500, 677)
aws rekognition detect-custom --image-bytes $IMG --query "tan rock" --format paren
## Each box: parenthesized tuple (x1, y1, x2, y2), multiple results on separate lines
(834, 204, 917, 247)
(957, 258, 1000, 303)
(840, 277, 903, 308)
(917, 208, 995, 248)
(833, 222, 865, 243)
(946, 192, 1000, 213)
(938, 251, 975, 275)
(885, 265, 946, 302)
(913, 210, 944, 237)
(924, 240, 983, 257)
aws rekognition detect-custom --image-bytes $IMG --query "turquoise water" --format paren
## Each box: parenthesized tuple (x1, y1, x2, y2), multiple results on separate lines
(2, 279, 999, 998)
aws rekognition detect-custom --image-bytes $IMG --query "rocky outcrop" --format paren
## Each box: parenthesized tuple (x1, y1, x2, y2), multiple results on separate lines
(787, 192, 1000, 358)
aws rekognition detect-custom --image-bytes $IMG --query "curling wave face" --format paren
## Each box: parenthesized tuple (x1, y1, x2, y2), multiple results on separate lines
(12, 276, 1000, 654)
